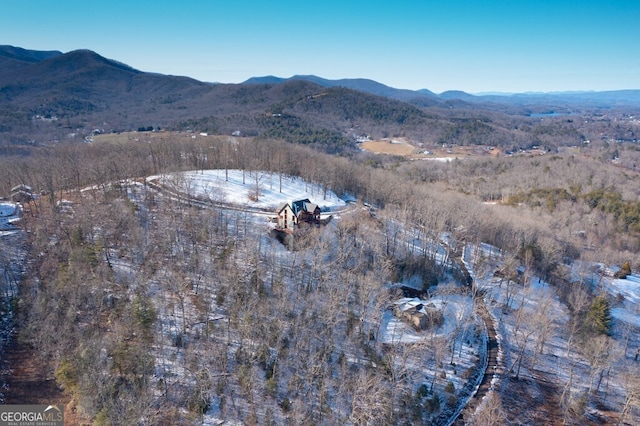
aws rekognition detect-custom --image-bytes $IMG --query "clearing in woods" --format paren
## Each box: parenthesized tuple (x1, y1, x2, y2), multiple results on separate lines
(360, 138, 502, 159)
(360, 139, 416, 155)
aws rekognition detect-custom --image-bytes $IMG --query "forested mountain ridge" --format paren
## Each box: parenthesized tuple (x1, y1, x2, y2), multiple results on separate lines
(244, 74, 443, 105)
(2, 135, 639, 424)
(1, 46, 638, 153)
(244, 74, 640, 108)
(0, 45, 62, 68)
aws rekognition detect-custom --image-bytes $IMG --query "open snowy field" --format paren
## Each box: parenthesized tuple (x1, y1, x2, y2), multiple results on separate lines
(150, 169, 346, 212)
(605, 274, 640, 327)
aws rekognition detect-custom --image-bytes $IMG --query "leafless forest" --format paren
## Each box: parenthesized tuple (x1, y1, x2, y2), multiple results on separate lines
(1, 134, 639, 424)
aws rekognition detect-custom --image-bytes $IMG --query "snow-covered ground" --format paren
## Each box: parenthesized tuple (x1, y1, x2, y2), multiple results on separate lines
(563, 260, 640, 330)
(419, 157, 457, 162)
(0, 204, 28, 402)
(59, 169, 639, 423)
(465, 242, 640, 424)
(141, 170, 487, 424)
(604, 273, 640, 327)
(0, 202, 21, 233)
(150, 169, 346, 212)
(4, 163, 638, 423)
(380, 294, 474, 345)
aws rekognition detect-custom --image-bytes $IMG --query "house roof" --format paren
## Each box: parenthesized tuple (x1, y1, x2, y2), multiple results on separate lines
(11, 184, 32, 193)
(306, 202, 319, 213)
(394, 297, 425, 313)
(276, 202, 292, 214)
(393, 297, 438, 315)
(290, 198, 320, 216)
(291, 198, 311, 216)
(277, 199, 321, 218)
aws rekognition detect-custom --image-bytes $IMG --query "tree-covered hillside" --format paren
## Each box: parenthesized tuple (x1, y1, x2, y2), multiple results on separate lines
(0, 134, 639, 424)
(2, 48, 638, 155)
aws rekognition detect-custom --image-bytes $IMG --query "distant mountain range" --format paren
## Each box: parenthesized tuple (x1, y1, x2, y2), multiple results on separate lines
(243, 75, 443, 106)
(2, 45, 639, 109)
(0, 45, 62, 64)
(242, 74, 640, 108)
(1, 45, 639, 151)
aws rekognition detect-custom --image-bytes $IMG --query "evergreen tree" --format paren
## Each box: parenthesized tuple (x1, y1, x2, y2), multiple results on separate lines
(586, 296, 613, 335)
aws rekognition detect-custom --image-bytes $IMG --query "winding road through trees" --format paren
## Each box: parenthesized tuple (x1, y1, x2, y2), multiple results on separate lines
(446, 248, 502, 426)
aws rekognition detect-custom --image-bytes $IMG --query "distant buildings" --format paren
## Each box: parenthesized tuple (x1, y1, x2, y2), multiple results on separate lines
(10, 184, 33, 204)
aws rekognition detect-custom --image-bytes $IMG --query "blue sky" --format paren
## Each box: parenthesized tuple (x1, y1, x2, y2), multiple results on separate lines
(2, 0, 638, 93)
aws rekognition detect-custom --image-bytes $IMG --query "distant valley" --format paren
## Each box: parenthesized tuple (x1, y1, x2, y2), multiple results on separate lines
(1, 45, 639, 154)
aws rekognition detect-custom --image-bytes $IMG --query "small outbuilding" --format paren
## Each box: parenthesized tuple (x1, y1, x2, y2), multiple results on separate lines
(393, 298, 444, 331)
(10, 184, 33, 203)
